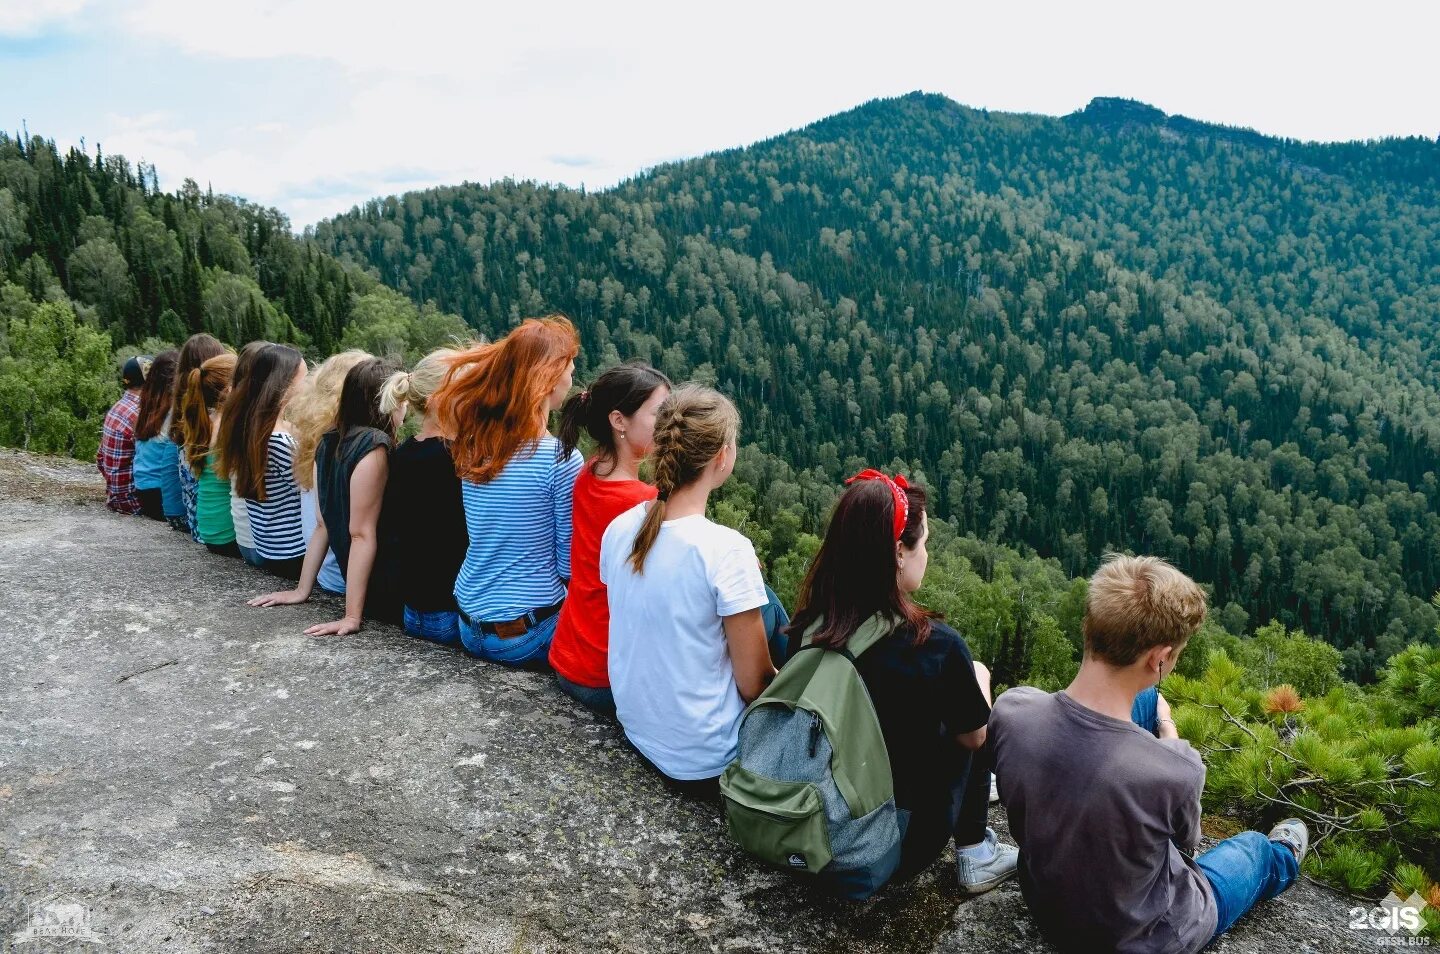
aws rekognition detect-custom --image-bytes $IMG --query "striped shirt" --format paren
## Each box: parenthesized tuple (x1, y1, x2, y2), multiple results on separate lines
(454, 435, 584, 622)
(242, 432, 306, 560)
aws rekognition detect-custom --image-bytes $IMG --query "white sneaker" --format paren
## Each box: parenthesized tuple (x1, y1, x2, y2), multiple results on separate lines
(1268, 818, 1310, 863)
(956, 827, 1019, 895)
(989, 773, 999, 803)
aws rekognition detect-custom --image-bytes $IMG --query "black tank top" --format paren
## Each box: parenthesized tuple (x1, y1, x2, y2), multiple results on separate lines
(316, 427, 393, 576)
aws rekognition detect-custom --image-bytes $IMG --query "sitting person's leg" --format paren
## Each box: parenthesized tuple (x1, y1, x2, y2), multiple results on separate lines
(555, 671, 616, 718)
(1131, 685, 1160, 735)
(761, 584, 790, 667)
(1195, 820, 1306, 937)
(954, 661, 1017, 892)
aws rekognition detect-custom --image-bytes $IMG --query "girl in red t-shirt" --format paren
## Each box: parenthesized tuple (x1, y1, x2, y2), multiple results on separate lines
(549, 362, 672, 715)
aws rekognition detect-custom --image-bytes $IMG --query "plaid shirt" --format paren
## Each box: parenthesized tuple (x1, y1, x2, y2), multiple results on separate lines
(97, 390, 142, 514)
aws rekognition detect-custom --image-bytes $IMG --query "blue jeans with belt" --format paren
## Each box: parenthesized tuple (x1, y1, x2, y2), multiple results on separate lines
(459, 610, 558, 666)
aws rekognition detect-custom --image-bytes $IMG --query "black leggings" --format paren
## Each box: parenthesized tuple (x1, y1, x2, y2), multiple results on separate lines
(263, 556, 305, 581)
(892, 743, 992, 881)
(137, 488, 166, 520)
(206, 541, 241, 558)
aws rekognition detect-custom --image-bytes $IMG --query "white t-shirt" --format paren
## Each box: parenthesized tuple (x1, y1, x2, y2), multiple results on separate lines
(601, 503, 769, 780)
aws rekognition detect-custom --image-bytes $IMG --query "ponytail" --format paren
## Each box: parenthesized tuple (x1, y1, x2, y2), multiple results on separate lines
(628, 384, 739, 574)
(556, 389, 592, 460)
(380, 346, 465, 422)
(180, 367, 210, 476)
(378, 370, 414, 417)
(179, 353, 237, 475)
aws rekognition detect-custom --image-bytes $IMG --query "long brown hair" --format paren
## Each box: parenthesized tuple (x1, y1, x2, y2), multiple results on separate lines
(628, 384, 739, 574)
(169, 334, 226, 444)
(431, 315, 579, 483)
(333, 357, 400, 450)
(213, 342, 304, 500)
(787, 480, 936, 648)
(179, 353, 238, 475)
(135, 350, 179, 441)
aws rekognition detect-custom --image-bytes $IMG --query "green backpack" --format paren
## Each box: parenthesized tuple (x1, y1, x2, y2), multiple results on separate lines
(719, 614, 903, 899)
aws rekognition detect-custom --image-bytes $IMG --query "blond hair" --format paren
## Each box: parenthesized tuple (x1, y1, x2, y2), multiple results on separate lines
(1083, 554, 1207, 666)
(379, 347, 461, 417)
(628, 384, 740, 573)
(282, 349, 371, 489)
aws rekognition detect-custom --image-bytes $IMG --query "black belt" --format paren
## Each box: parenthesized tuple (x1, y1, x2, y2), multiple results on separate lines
(461, 602, 563, 639)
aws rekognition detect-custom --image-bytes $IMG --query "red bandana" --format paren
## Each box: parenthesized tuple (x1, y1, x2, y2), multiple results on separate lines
(845, 468, 911, 541)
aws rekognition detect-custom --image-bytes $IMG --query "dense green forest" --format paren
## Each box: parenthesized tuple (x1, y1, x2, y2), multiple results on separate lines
(1, 98, 1439, 904)
(0, 132, 467, 458)
(314, 94, 1440, 680)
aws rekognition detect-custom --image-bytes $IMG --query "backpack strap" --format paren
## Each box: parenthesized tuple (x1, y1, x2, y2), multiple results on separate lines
(797, 613, 893, 662)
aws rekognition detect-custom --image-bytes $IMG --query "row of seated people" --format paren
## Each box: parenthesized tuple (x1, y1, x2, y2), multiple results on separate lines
(97, 317, 1305, 953)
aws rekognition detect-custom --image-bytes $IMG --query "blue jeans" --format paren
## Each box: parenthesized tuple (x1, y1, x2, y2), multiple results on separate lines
(404, 607, 461, 647)
(761, 584, 790, 668)
(1131, 685, 1159, 735)
(555, 672, 616, 717)
(1196, 831, 1299, 937)
(1130, 687, 1299, 936)
(238, 544, 264, 568)
(459, 610, 558, 666)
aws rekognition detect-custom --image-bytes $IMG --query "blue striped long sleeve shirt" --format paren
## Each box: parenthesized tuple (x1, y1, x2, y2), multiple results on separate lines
(453, 435, 584, 622)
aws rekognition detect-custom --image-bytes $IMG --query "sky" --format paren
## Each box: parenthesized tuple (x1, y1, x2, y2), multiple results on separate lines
(4, 0, 1437, 229)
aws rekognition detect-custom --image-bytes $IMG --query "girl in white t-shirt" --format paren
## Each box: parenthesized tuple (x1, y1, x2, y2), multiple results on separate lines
(600, 385, 775, 790)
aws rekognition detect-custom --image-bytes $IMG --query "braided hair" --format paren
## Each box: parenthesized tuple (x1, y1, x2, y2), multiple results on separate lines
(628, 384, 739, 573)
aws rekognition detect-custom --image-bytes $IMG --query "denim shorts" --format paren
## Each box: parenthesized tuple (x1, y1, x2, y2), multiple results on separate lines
(459, 610, 558, 666)
(403, 607, 462, 647)
(555, 672, 616, 718)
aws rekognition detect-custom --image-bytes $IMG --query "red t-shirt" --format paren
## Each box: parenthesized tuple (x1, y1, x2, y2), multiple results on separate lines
(549, 462, 658, 687)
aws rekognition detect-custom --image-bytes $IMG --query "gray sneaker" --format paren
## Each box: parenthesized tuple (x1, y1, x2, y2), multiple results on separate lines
(1268, 818, 1310, 863)
(956, 827, 1019, 894)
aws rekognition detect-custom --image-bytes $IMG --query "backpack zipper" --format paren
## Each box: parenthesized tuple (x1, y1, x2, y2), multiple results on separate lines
(808, 712, 822, 758)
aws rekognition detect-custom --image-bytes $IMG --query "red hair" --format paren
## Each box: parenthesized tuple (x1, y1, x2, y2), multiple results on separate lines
(432, 315, 580, 483)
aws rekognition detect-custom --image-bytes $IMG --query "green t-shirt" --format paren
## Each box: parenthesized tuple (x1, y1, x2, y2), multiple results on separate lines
(196, 451, 236, 545)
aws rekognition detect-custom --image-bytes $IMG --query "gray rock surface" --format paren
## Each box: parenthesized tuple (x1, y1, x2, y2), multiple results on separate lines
(0, 449, 1376, 952)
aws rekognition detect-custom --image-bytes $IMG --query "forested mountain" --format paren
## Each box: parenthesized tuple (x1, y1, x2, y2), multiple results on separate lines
(0, 133, 363, 351)
(315, 93, 1440, 677)
(0, 133, 467, 458)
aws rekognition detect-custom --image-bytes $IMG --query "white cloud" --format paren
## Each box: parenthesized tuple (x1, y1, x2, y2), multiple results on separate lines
(0, 0, 88, 36)
(33, 0, 1440, 228)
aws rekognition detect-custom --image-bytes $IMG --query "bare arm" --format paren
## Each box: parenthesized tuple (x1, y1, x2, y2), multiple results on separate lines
(307, 448, 387, 637)
(248, 464, 327, 608)
(956, 660, 991, 751)
(723, 607, 776, 704)
(1156, 691, 1179, 740)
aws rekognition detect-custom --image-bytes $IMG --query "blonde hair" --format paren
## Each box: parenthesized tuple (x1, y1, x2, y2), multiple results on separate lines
(379, 347, 461, 417)
(1083, 554, 1207, 666)
(628, 384, 740, 573)
(282, 349, 372, 489)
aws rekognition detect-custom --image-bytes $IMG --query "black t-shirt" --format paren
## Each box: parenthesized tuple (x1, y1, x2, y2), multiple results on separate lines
(382, 436, 467, 612)
(854, 621, 990, 818)
(789, 619, 990, 849)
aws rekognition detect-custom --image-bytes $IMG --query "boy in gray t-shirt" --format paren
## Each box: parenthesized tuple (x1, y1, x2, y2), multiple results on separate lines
(990, 555, 1308, 954)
